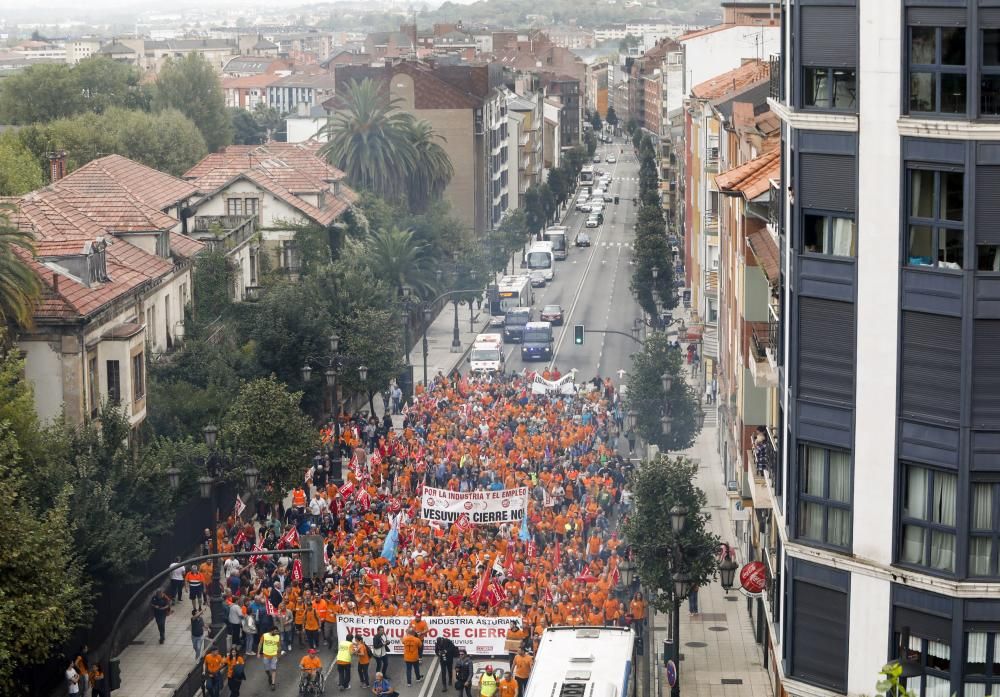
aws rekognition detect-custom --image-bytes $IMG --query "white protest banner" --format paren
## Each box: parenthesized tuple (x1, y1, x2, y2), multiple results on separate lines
(530, 373, 576, 395)
(336, 615, 521, 655)
(420, 486, 528, 525)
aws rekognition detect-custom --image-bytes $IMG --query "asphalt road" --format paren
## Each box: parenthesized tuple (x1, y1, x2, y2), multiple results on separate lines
(501, 139, 645, 382)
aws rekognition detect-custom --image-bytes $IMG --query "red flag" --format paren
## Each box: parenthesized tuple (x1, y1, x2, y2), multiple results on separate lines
(470, 558, 494, 606)
(544, 588, 554, 604)
(553, 540, 561, 567)
(339, 480, 356, 499)
(484, 579, 507, 608)
(235, 495, 246, 517)
(453, 513, 472, 533)
(388, 497, 402, 514)
(291, 559, 304, 582)
(356, 489, 371, 512)
(278, 527, 299, 550)
(233, 529, 248, 547)
(370, 449, 383, 469)
(576, 564, 597, 583)
(370, 573, 390, 596)
(504, 553, 515, 577)
(266, 598, 277, 616)
(449, 536, 460, 552)
(526, 540, 537, 559)
(248, 541, 265, 564)
(447, 594, 464, 607)
(609, 562, 621, 588)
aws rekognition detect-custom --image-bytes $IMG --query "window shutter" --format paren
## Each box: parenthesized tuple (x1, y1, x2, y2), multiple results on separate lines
(798, 298, 855, 404)
(800, 6, 858, 67)
(976, 166, 1000, 245)
(799, 153, 856, 212)
(900, 312, 961, 423)
(973, 321, 1000, 428)
(792, 580, 848, 691)
(981, 9, 1000, 28)
(905, 7, 967, 26)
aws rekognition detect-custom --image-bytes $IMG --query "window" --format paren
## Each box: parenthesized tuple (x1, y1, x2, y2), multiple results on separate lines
(907, 169, 964, 269)
(908, 26, 967, 114)
(226, 198, 244, 216)
(106, 360, 121, 404)
(88, 357, 98, 418)
(982, 29, 1000, 116)
(802, 212, 856, 256)
(146, 306, 156, 346)
(964, 631, 1000, 697)
(797, 445, 852, 548)
(970, 482, 1000, 577)
(789, 563, 849, 691)
(132, 352, 145, 401)
(244, 198, 259, 217)
(900, 465, 957, 573)
(803, 67, 857, 109)
(898, 632, 952, 697)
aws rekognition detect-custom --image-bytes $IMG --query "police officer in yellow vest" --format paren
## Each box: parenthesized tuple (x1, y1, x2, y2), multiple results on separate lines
(480, 666, 499, 697)
(337, 632, 355, 690)
(258, 627, 281, 691)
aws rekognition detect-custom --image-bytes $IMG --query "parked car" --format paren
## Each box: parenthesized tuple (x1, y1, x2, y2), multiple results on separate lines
(586, 216, 600, 228)
(575, 231, 591, 246)
(540, 304, 564, 325)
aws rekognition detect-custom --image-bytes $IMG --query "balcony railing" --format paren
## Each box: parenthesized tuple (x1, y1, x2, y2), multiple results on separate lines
(767, 180, 780, 231)
(704, 211, 719, 234)
(191, 215, 257, 253)
(752, 427, 777, 480)
(768, 54, 781, 101)
(750, 321, 771, 362)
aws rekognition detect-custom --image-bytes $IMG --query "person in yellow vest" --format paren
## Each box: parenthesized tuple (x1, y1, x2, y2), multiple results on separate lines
(480, 666, 499, 697)
(337, 632, 356, 690)
(258, 627, 281, 691)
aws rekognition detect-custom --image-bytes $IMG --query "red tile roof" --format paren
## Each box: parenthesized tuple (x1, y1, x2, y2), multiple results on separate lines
(747, 230, 779, 284)
(58, 154, 198, 210)
(184, 142, 357, 226)
(714, 149, 779, 200)
(691, 60, 770, 101)
(169, 232, 206, 259)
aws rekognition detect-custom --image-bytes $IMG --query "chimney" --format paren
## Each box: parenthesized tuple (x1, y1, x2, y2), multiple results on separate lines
(52, 273, 59, 295)
(47, 150, 67, 182)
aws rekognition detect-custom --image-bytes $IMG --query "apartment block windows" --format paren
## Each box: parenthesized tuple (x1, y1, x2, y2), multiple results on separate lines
(132, 352, 145, 401)
(908, 24, 967, 115)
(799, 4, 858, 111)
(107, 360, 121, 405)
(900, 464, 958, 574)
(803, 213, 856, 256)
(797, 444, 852, 549)
(907, 168, 964, 269)
(900, 632, 952, 697)
(965, 632, 1000, 697)
(803, 68, 857, 110)
(983, 29, 1000, 115)
(970, 482, 1000, 577)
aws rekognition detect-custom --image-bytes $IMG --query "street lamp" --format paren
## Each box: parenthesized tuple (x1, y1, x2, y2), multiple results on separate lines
(165, 466, 181, 491)
(203, 424, 218, 449)
(661, 415, 672, 435)
(651, 266, 659, 279)
(359, 365, 369, 382)
(719, 553, 738, 593)
(672, 571, 691, 602)
(661, 373, 673, 392)
(244, 467, 259, 491)
(669, 505, 687, 534)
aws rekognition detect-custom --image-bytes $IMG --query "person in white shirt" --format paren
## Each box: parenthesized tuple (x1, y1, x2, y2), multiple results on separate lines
(66, 662, 80, 695)
(223, 556, 241, 580)
(169, 557, 186, 604)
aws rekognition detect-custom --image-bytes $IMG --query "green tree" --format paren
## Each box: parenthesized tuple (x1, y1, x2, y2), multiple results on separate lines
(334, 307, 405, 412)
(588, 111, 602, 132)
(606, 106, 619, 128)
(537, 182, 556, 225)
(0, 424, 89, 690)
(0, 132, 43, 195)
(230, 107, 266, 145)
(0, 205, 41, 328)
(74, 56, 151, 114)
(547, 165, 571, 208)
(154, 53, 233, 152)
(319, 78, 417, 201)
(0, 329, 42, 457)
(523, 185, 546, 235)
(623, 453, 721, 615)
(583, 129, 598, 156)
(626, 331, 701, 452)
(221, 376, 318, 499)
(403, 119, 454, 213)
(618, 34, 641, 54)
(0, 63, 82, 124)
(355, 225, 435, 296)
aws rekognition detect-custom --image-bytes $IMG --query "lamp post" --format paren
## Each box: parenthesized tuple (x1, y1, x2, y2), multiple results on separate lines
(667, 506, 690, 697)
(401, 287, 413, 366)
(422, 306, 432, 386)
(719, 544, 738, 593)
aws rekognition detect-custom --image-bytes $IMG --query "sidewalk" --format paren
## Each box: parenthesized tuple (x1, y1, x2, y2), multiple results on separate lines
(112, 300, 483, 697)
(649, 311, 770, 697)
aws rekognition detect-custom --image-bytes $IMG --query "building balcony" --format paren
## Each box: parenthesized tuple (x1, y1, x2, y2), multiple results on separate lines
(748, 426, 782, 509)
(704, 211, 719, 235)
(705, 269, 718, 298)
(748, 320, 778, 388)
(768, 54, 782, 102)
(191, 215, 257, 254)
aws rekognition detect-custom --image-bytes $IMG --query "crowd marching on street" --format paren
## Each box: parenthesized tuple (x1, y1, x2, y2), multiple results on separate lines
(142, 368, 647, 696)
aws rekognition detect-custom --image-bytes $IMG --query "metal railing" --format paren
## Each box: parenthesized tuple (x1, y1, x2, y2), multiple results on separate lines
(752, 428, 777, 479)
(768, 54, 781, 101)
(192, 216, 257, 252)
(750, 321, 771, 362)
(767, 181, 780, 231)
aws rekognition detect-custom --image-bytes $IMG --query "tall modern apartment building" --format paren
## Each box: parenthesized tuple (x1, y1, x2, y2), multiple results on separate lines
(763, 2, 1000, 696)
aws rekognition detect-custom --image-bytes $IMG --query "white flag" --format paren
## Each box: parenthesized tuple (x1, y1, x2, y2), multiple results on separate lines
(235, 495, 246, 517)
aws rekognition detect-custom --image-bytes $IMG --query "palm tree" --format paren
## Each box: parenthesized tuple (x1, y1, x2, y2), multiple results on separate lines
(0, 205, 40, 329)
(318, 78, 417, 199)
(353, 225, 436, 298)
(403, 119, 454, 212)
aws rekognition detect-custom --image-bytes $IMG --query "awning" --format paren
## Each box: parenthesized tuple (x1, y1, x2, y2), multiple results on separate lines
(746, 230, 780, 285)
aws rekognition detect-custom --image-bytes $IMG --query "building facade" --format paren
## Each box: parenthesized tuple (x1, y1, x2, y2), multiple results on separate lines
(763, 2, 1000, 697)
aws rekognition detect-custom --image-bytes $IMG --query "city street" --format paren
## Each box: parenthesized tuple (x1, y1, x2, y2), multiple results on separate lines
(486, 140, 646, 381)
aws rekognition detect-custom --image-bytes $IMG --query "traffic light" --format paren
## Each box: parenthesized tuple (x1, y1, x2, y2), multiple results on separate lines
(574, 324, 585, 345)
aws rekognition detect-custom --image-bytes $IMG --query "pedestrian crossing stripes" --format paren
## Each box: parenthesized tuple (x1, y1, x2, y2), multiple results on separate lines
(595, 242, 632, 248)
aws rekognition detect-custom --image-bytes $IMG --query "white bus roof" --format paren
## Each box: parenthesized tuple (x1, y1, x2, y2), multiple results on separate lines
(498, 276, 531, 291)
(473, 334, 503, 347)
(528, 241, 554, 251)
(525, 627, 635, 697)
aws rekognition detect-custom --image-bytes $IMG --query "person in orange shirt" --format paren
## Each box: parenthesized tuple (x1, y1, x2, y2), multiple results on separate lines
(185, 566, 205, 612)
(300, 648, 323, 689)
(409, 613, 429, 658)
(512, 648, 533, 697)
(203, 646, 225, 697)
(499, 671, 518, 697)
(402, 629, 423, 686)
(629, 592, 647, 635)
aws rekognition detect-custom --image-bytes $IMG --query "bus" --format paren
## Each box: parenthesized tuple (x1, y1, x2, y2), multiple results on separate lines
(525, 627, 636, 697)
(469, 334, 505, 373)
(526, 241, 555, 282)
(490, 275, 534, 317)
(543, 226, 568, 261)
(580, 165, 595, 186)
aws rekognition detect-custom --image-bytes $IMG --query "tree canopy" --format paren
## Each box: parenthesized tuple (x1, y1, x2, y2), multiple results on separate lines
(0, 133, 44, 196)
(0, 205, 41, 328)
(154, 53, 233, 152)
(626, 331, 702, 452)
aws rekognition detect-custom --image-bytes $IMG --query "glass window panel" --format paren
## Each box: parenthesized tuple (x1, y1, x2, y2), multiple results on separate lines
(967, 632, 988, 670)
(969, 536, 992, 576)
(978, 245, 1000, 272)
(964, 684, 987, 697)
(832, 69, 857, 109)
(911, 27, 937, 64)
(908, 226, 935, 266)
(985, 29, 1000, 67)
(829, 451, 851, 503)
(972, 483, 993, 530)
(803, 214, 825, 253)
(926, 675, 951, 697)
(941, 72, 968, 114)
(910, 72, 937, 111)
(827, 507, 851, 547)
(830, 218, 856, 257)
(939, 229, 964, 269)
(911, 170, 936, 218)
(981, 75, 1000, 116)
(904, 466, 929, 520)
(901, 525, 927, 564)
(802, 446, 825, 496)
(932, 471, 957, 525)
(941, 27, 966, 65)
(942, 172, 964, 221)
(928, 640, 951, 669)
(993, 635, 1000, 674)
(804, 67, 830, 108)
(798, 501, 824, 541)
(930, 530, 956, 572)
